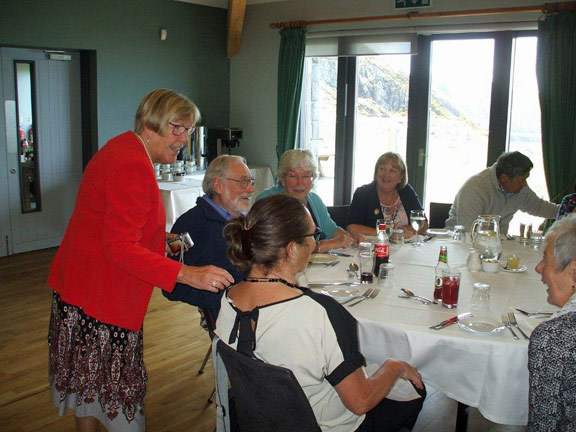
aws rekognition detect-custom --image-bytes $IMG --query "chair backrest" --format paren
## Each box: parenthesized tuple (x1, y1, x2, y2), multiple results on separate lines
(327, 205, 350, 228)
(216, 340, 321, 432)
(428, 202, 452, 229)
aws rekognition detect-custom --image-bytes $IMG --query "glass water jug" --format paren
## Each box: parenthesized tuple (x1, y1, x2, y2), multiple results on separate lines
(471, 214, 502, 260)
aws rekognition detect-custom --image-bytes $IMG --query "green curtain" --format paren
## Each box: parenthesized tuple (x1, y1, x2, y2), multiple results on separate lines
(277, 28, 307, 163)
(536, 12, 576, 203)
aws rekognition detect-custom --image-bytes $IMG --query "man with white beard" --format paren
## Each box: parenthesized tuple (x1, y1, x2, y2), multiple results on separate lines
(163, 155, 254, 318)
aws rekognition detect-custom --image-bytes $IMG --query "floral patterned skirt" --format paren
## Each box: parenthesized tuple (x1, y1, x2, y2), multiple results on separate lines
(48, 292, 147, 431)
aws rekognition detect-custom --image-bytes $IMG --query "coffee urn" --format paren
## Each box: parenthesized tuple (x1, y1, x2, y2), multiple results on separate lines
(192, 127, 207, 170)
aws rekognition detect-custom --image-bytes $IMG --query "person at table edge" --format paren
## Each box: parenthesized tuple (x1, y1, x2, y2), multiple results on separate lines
(256, 149, 356, 252)
(217, 194, 425, 431)
(347, 152, 428, 239)
(528, 214, 576, 431)
(445, 151, 559, 234)
(163, 155, 250, 318)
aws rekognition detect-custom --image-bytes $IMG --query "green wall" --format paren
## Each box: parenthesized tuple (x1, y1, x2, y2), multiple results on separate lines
(1, 0, 230, 147)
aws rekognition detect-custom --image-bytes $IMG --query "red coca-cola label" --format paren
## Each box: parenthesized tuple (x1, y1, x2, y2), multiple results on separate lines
(374, 244, 389, 258)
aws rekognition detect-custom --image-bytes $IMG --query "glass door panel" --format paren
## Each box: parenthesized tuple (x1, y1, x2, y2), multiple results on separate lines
(423, 39, 495, 214)
(300, 57, 338, 205)
(507, 36, 549, 234)
(353, 55, 410, 192)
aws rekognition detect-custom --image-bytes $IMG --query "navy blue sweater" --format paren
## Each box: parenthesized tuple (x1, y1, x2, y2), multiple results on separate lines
(163, 196, 243, 312)
(347, 181, 423, 228)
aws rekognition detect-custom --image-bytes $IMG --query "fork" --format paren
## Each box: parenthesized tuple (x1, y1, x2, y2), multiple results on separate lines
(508, 313, 530, 340)
(341, 288, 372, 305)
(501, 314, 519, 340)
(348, 288, 379, 307)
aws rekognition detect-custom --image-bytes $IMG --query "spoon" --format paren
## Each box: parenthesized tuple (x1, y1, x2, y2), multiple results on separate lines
(348, 263, 359, 279)
(401, 288, 437, 304)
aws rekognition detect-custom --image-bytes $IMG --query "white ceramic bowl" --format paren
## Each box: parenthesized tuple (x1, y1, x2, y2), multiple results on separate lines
(481, 259, 499, 273)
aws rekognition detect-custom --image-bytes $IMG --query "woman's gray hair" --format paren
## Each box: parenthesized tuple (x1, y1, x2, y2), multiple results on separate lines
(277, 149, 319, 186)
(545, 214, 576, 270)
(203, 155, 247, 197)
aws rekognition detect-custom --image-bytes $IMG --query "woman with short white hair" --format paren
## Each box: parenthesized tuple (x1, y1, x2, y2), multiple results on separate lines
(257, 149, 356, 253)
(528, 213, 576, 431)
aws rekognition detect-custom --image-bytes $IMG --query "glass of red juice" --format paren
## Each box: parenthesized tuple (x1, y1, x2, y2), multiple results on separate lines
(441, 269, 461, 309)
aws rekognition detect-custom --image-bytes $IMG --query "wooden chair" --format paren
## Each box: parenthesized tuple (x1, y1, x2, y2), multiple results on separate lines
(428, 202, 452, 229)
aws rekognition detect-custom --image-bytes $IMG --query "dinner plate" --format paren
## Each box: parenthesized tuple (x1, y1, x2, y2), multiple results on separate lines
(308, 254, 338, 265)
(320, 288, 360, 303)
(457, 316, 505, 337)
(499, 264, 528, 273)
(426, 228, 451, 237)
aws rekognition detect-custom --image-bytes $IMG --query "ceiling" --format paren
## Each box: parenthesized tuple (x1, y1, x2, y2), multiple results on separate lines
(176, 0, 287, 9)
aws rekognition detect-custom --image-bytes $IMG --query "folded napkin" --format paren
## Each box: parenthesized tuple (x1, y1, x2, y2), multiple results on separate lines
(365, 364, 422, 402)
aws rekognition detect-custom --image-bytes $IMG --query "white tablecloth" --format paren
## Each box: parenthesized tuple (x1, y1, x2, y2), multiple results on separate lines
(158, 165, 274, 230)
(304, 237, 556, 426)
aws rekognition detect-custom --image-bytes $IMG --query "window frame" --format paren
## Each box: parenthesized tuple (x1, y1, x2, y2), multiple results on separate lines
(300, 29, 538, 206)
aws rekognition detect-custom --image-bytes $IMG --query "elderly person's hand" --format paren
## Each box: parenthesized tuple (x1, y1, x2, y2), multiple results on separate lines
(316, 230, 355, 253)
(176, 265, 234, 293)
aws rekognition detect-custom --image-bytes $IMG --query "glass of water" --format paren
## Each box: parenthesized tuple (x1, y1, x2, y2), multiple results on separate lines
(410, 210, 427, 247)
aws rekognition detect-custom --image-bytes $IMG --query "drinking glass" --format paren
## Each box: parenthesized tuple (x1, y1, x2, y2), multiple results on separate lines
(358, 251, 374, 284)
(519, 223, 532, 245)
(441, 268, 461, 309)
(378, 263, 395, 288)
(529, 230, 544, 250)
(410, 210, 427, 247)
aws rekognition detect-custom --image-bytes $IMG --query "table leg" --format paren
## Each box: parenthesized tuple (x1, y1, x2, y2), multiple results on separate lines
(455, 402, 469, 432)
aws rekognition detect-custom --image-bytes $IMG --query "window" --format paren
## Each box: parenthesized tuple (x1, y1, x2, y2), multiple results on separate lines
(299, 31, 548, 232)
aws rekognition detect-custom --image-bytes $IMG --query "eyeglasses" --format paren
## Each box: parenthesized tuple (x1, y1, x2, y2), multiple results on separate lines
(300, 227, 322, 241)
(286, 173, 314, 182)
(225, 177, 256, 189)
(169, 122, 195, 137)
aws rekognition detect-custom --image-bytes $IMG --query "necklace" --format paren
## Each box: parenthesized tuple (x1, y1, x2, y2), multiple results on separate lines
(135, 133, 154, 167)
(243, 277, 304, 290)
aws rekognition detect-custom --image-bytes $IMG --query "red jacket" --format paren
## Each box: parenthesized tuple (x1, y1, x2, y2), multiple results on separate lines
(48, 131, 181, 331)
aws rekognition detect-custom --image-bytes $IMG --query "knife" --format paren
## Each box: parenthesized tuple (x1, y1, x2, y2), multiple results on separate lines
(423, 235, 434, 243)
(328, 251, 353, 257)
(308, 282, 360, 288)
(429, 313, 472, 330)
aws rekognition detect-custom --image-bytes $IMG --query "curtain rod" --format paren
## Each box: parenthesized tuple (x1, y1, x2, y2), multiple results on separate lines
(269, 3, 576, 30)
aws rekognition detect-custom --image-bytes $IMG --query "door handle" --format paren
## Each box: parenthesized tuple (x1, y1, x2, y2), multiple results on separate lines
(10, 168, 16, 174)
(418, 149, 426, 167)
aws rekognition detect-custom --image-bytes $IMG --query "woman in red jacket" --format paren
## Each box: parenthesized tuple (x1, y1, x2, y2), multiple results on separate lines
(47, 89, 234, 432)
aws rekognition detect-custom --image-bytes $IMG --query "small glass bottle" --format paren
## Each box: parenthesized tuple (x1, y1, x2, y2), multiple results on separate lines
(434, 246, 449, 301)
(466, 248, 482, 273)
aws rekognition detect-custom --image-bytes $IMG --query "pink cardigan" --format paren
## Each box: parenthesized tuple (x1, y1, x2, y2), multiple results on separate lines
(48, 131, 181, 331)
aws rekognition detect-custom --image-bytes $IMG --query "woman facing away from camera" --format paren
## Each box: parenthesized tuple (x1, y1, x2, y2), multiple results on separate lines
(216, 194, 425, 431)
(47, 89, 233, 432)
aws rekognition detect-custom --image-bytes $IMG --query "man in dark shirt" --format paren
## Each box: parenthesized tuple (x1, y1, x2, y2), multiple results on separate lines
(163, 155, 255, 318)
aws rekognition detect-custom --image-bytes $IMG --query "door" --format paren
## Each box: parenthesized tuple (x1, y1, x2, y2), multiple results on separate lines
(0, 48, 82, 255)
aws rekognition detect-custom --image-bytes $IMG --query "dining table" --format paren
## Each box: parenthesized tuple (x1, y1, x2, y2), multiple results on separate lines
(302, 234, 556, 428)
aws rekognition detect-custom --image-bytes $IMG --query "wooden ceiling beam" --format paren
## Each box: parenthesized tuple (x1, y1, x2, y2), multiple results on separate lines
(227, 0, 247, 58)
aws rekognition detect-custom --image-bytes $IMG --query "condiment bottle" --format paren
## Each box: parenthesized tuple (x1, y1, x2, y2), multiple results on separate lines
(434, 246, 449, 301)
(466, 248, 482, 273)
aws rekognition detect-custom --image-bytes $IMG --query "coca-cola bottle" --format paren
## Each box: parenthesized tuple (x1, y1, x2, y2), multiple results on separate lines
(373, 222, 389, 276)
(434, 246, 449, 301)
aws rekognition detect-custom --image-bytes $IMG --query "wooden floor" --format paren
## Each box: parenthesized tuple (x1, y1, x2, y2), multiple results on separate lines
(0, 248, 525, 432)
